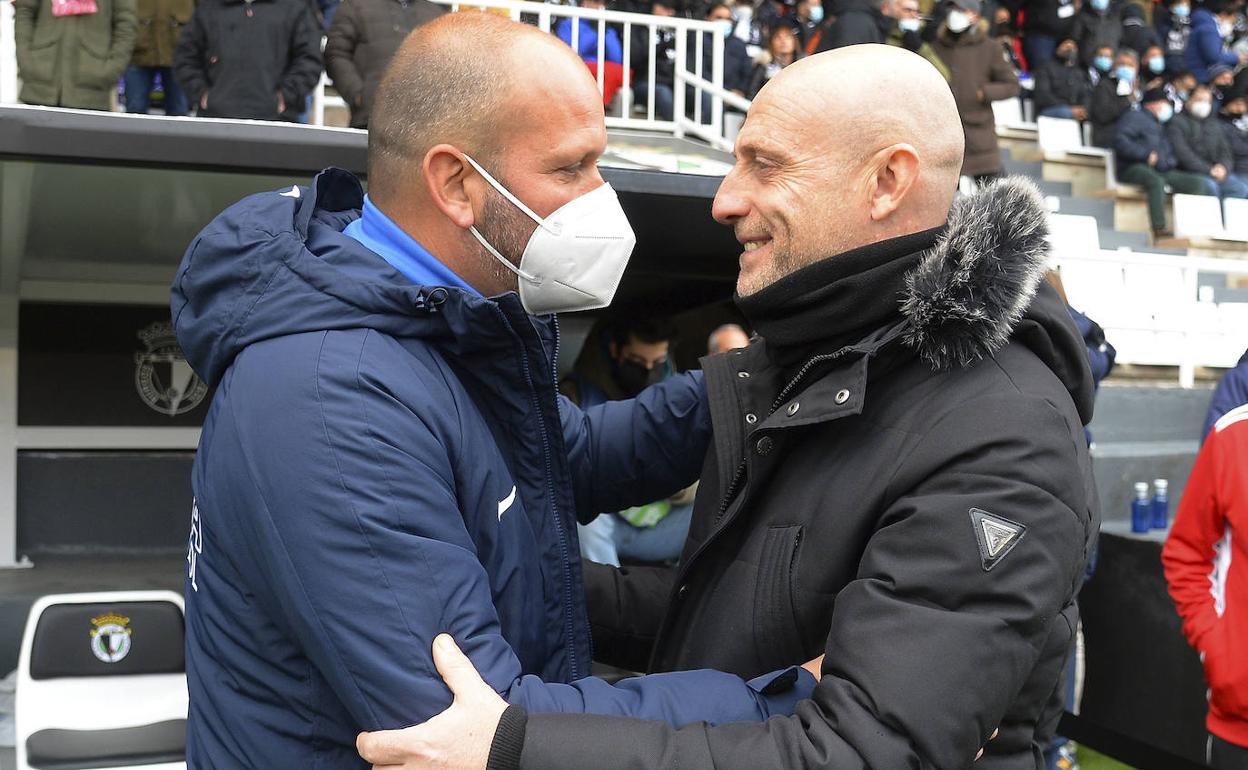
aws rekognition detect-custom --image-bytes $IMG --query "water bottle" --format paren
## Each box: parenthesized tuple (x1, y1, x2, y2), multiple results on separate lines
(1152, 479, 1170, 529)
(1131, 482, 1151, 533)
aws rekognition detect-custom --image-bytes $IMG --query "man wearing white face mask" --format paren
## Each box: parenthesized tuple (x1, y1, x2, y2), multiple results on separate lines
(170, 11, 820, 769)
(932, 0, 1021, 183)
(1168, 84, 1248, 199)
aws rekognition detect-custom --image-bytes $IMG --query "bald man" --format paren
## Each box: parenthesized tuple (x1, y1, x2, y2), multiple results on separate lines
(358, 44, 1098, 770)
(172, 13, 819, 769)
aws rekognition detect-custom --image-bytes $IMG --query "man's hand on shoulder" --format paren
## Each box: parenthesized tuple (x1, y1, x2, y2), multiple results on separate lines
(357, 635, 506, 770)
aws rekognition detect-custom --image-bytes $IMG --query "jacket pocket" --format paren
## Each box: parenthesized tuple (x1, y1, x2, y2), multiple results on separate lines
(21, 39, 59, 84)
(76, 39, 114, 87)
(752, 524, 807, 668)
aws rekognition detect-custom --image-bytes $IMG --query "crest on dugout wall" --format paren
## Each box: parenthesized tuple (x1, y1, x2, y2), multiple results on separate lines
(134, 321, 208, 417)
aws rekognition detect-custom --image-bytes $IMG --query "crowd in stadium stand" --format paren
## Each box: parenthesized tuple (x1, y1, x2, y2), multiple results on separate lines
(11, 0, 1248, 191)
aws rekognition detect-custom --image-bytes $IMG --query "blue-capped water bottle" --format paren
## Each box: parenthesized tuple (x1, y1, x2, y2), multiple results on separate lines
(1152, 479, 1170, 529)
(1131, 482, 1151, 533)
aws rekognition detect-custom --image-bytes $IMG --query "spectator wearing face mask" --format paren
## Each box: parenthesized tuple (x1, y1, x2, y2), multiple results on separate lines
(1115, 87, 1217, 237)
(786, 0, 822, 50)
(1209, 63, 1237, 107)
(932, 0, 1020, 184)
(1169, 68, 1198, 107)
(701, 2, 754, 96)
(1089, 42, 1115, 84)
(882, 0, 950, 77)
(1034, 37, 1093, 118)
(561, 316, 681, 567)
(1121, 2, 1161, 57)
(1089, 47, 1138, 147)
(1157, 0, 1193, 73)
(1140, 43, 1168, 89)
(1070, 0, 1123, 68)
(1187, 0, 1246, 83)
(1169, 84, 1248, 198)
(1219, 87, 1248, 178)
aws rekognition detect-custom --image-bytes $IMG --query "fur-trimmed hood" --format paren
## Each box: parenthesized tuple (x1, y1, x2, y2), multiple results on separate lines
(901, 177, 1095, 424)
(901, 177, 1049, 370)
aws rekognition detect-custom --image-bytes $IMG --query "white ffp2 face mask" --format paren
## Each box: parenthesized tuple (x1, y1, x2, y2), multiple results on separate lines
(463, 154, 637, 316)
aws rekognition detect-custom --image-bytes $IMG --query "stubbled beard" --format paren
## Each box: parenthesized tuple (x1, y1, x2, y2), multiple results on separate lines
(477, 186, 537, 294)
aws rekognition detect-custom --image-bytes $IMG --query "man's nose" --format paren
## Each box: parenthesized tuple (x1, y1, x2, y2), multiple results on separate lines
(712, 172, 748, 225)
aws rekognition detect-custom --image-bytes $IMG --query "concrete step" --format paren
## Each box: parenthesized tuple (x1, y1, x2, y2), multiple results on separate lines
(1048, 195, 1115, 228)
(1098, 229, 1151, 250)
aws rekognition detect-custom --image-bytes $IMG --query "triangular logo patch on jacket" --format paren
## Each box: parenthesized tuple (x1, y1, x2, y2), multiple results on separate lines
(970, 508, 1026, 572)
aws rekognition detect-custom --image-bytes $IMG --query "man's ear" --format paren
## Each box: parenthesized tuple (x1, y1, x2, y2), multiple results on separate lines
(868, 143, 921, 222)
(424, 145, 477, 230)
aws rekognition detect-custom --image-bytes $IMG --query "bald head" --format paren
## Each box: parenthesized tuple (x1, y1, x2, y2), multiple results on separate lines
(714, 45, 964, 296)
(368, 12, 599, 206)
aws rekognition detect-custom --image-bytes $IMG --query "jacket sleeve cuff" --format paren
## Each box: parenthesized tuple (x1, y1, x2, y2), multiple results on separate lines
(746, 665, 818, 717)
(486, 705, 528, 770)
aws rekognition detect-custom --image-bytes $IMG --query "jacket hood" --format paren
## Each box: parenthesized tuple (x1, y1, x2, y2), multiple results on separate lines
(900, 177, 1096, 421)
(171, 168, 516, 387)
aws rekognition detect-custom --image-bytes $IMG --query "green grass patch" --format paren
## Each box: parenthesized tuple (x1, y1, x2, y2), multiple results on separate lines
(1078, 746, 1140, 770)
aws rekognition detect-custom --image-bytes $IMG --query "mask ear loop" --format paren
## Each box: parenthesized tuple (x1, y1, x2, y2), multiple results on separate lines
(462, 153, 558, 234)
(461, 152, 546, 284)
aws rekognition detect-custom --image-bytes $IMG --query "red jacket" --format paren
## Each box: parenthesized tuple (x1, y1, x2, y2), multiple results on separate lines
(1163, 403, 1248, 748)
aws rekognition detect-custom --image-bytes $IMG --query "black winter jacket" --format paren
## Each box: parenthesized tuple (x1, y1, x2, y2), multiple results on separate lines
(495, 179, 1099, 770)
(1033, 59, 1093, 113)
(1114, 107, 1177, 173)
(324, 0, 444, 128)
(1089, 75, 1133, 148)
(1220, 114, 1248, 177)
(1169, 111, 1234, 173)
(1070, 2, 1124, 67)
(815, 0, 889, 52)
(1004, 0, 1076, 40)
(173, 0, 322, 120)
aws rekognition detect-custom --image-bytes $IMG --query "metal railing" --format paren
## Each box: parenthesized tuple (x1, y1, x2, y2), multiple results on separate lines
(1, 0, 747, 149)
(312, 0, 743, 149)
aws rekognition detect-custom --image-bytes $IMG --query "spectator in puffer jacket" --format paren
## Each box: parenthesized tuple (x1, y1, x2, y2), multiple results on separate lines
(1156, 0, 1192, 74)
(1169, 84, 1248, 198)
(1219, 87, 1248, 177)
(173, 0, 322, 121)
(1069, 0, 1124, 67)
(325, 0, 445, 128)
(1115, 87, 1217, 236)
(1089, 47, 1137, 147)
(1185, 0, 1245, 82)
(1033, 38, 1092, 119)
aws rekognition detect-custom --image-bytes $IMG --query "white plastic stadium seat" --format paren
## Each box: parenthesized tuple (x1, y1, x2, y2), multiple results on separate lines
(1047, 214, 1101, 259)
(1037, 116, 1084, 155)
(15, 591, 188, 770)
(1172, 193, 1229, 239)
(1221, 198, 1248, 242)
(993, 97, 1024, 126)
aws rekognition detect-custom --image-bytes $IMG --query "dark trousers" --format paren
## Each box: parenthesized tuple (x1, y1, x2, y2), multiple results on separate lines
(1119, 164, 1217, 230)
(1022, 33, 1058, 73)
(1211, 734, 1248, 770)
(123, 65, 189, 116)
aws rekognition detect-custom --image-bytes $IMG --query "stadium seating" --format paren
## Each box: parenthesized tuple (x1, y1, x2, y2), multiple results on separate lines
(15, 591, 187, 770)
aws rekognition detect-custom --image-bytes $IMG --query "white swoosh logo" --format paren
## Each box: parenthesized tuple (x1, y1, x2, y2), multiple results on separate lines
(498, 486, 517, 520)
(279, 186, 301, 199)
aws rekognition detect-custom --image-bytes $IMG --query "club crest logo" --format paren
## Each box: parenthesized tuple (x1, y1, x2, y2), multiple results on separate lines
(134, 321, 207, 416)
(89, 612, 133, 664)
